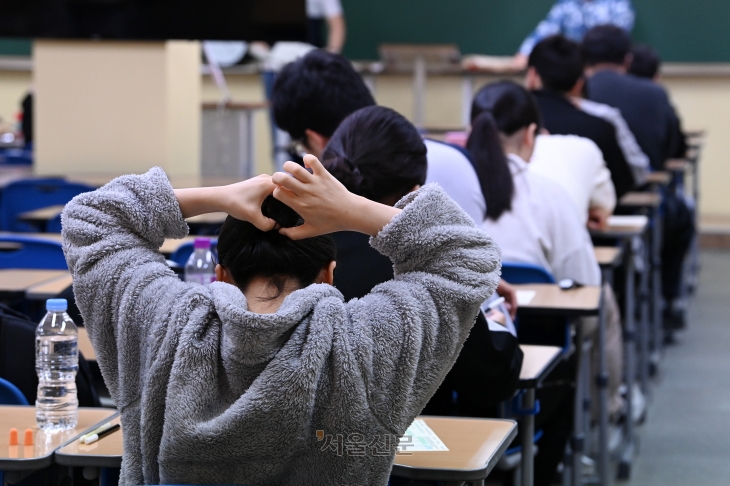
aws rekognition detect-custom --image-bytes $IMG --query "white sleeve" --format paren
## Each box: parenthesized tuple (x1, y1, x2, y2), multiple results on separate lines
(543, 180, 602, 286)
(424, 140, 486, 225)
(583, 139, 617, 213)
(321, 0, 343, 18)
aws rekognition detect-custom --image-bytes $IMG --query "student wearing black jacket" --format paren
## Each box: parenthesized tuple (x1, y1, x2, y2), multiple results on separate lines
(322, 106, 524, 411)
(526, 35, 636, 199)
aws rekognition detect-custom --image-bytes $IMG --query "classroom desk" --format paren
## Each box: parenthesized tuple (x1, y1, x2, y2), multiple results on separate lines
(25, 273, 73, 300)
(392, 417, 517, 485)
(0, 269, 69, 298)
(17, 204, 226, 233)
(0, 406, 117, 480)
(513, 284, 607, 486)
(665, 158, 691, 173)
(516, 345, 563, 486)
(78, 327, 95, 361)
(590, 217, 648, 481)
(594, 246, 623, 288)
(645, 171, 671, 186)
(55, 416, 122, 468)
(0, 232, 196, 258)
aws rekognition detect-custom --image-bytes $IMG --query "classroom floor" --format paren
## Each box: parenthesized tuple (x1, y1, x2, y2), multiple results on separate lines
(628, 249, 730, 485)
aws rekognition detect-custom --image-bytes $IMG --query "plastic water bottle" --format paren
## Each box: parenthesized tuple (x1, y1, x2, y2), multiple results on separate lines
(35, 298, 78, 431)
(184, 238, 216, 285)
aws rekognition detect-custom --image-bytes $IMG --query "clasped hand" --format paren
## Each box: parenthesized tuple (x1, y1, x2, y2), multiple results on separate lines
(211, 154, 400, 239)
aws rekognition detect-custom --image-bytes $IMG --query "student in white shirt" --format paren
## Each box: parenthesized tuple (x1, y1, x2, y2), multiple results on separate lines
(306, 0, 346, 53)
(469, 80, 626, 446)
(530, 133, 616, 229)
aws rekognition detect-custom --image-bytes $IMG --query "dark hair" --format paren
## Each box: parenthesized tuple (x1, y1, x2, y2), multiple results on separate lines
(582, 24, 632, 66)
(468, 81, 541, 220)
(629, 44, 661, 79)
(272, 49, 376, 141)
(529, 35, 584, 93)
(217, 196, 336, 299)
(322, 106, 427, 205)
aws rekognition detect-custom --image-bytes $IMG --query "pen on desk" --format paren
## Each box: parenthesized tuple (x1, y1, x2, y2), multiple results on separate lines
(79, 421, 117, 443)
(486, 296, 506, 311)
(83, 423, 121, 444)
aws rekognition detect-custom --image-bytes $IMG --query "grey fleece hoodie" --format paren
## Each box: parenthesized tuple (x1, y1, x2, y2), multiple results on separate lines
(62, 168, 501, 486)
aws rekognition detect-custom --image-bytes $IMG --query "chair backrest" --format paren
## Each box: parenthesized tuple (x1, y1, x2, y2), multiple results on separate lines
(0, 377, 29, 405)
(500, 262, 555, 284)
(0, 236, 67, 270)
(0, 178, 94, 232)
(170, 240, 218, 268)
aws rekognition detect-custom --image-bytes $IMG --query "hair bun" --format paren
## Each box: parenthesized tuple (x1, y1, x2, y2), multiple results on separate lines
(325, 154, 364, 195)
(261, 195, 303, 228)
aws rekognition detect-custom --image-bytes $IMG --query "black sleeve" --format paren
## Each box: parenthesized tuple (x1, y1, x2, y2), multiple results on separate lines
(422, 312, 523, 417)
(596, 122, 636, 199)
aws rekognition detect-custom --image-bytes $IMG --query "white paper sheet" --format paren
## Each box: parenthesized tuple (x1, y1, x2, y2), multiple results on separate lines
(398, 419, 449, 452)
(607, 215, 648, 228)
(516, 290, 536, 306)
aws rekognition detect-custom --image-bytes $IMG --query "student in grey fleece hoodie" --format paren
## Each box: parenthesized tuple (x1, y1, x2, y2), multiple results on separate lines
(61, 154, 501, 485)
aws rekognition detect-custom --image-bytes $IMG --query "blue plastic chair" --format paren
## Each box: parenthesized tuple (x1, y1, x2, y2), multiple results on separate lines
(169, 240, 218, 268)
(0, 377, 29, 405)
(501, 261, 555, 285)
(0, 178, 94, 232)
(0, 236, 67, 269)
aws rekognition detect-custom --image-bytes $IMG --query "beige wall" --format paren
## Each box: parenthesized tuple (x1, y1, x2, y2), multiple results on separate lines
(34, 40, 201, 178)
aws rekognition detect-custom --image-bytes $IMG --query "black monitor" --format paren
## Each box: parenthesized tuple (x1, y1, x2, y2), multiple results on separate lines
(0, 0, 306, 42)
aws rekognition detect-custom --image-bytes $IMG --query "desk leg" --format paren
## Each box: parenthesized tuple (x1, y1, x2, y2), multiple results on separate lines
(619, 239, 637, 480)
(572, 321, 585, 486)
(651, 204, 664, 365)
(638, 231, 651, 393)
(521, 388, 536, 486)
(413, 56, 426, 128)
(240, 110, 255, 179)
(462, 75, 474, 127)
(596, 287, 609, 486)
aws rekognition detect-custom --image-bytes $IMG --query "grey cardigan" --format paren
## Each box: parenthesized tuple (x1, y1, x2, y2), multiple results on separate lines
(62, 168, 501, 485)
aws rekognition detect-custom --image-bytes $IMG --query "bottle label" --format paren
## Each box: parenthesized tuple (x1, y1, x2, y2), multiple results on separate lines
(185, 274, 216, 285)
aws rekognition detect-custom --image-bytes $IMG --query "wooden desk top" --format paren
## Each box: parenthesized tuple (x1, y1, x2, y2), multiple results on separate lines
(78, 327, 95, 361)
(512, 284, 601, 317)
(67, 174, 245, 189)
(591, 215, 648, 238)
(392, 417, 517, 481)
(201, 101, 269, 111)
(518, 345, 563, 388)
(0, 233, 194, 257)
(17, 205, 65, 223)
(186, 212, 227, 226)
(594, 246, 623, 268)
(665, 159, 691, 172)
(0, 269, 69, 295)
(25, 273, 73, 300)
(619, 191, 662, 208)
(55, 416, 121, 468)
(645, 171, 671, 186)
(0, 406, 117, 471)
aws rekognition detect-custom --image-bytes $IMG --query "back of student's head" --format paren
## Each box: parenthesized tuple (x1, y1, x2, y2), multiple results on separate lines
(217, 196, 336, 298)
(321, 105, 427, 205)
(468, 80, 541, 221)
(629, 44, 661, 79)
(582, 25, 632, 66)
(272, 49, 376, 141)
(528, 35, 584, 93)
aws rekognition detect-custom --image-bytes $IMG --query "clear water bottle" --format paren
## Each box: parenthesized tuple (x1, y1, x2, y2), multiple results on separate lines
(184, 238, 216, 285)
(36, 298, 78, 431)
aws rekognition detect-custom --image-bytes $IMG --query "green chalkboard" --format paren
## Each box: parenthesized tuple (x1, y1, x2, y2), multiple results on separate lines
(0, 38, 31, 57)
(342, 0, 730, 63)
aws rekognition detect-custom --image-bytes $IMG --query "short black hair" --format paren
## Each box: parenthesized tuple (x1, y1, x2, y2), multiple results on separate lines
(629, 44, 661, 79)
(582, 24, 632, 66)
(528, 35, 584, 93)
(322, 106, 427, 204)
(272, 49, 376, 141)
(217, 196, 336, 298)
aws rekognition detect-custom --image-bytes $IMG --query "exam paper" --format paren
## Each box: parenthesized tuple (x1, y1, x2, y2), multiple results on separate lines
(516, 290, 536, 306)
(398, 419, 449, 452)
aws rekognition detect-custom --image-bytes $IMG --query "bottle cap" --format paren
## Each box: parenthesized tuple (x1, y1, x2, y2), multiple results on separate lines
(46, 298, 68, 312)
(193, 238, 211, 249)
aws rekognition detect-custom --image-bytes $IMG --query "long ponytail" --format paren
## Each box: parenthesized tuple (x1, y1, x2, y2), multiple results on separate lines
(469, 80, 542, 221)
(466, 111, 514, 221)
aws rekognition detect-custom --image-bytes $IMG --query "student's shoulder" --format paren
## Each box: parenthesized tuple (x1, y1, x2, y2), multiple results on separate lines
(536, 133, 602, 156)
(424, 138, 472, 163)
